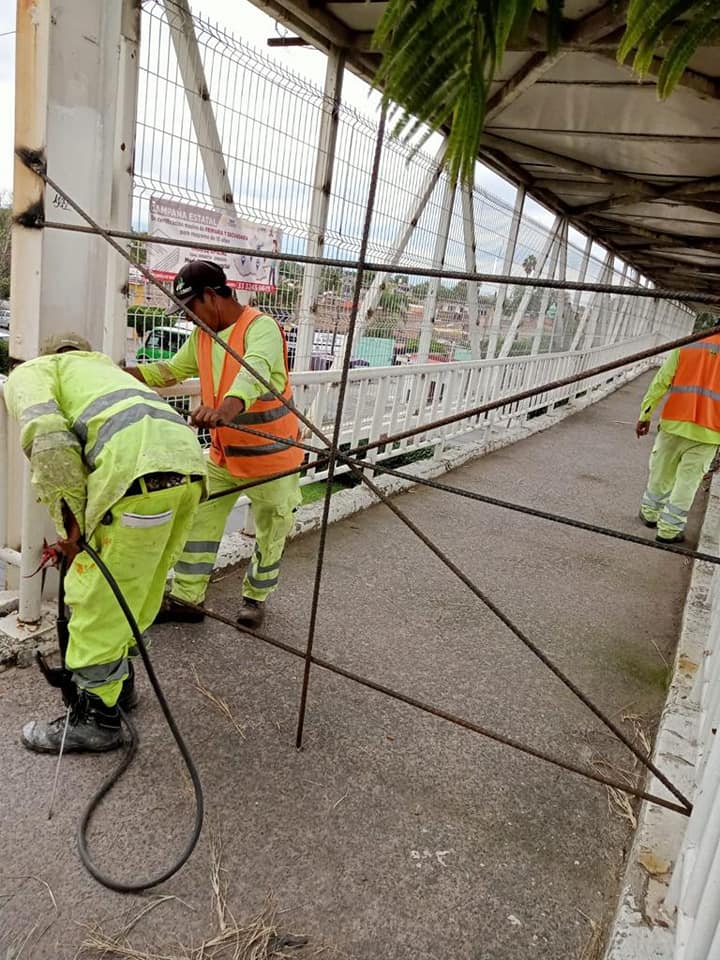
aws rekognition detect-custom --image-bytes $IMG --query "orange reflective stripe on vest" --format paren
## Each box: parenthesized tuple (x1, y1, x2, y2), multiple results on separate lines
(662, 334, 720, 433)
(197, 308, 304, 478)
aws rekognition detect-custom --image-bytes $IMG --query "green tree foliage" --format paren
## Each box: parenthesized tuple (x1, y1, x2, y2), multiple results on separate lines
(694, 312, 720, 333)
(0, 201, 11, 301)
(522, 254, 537, 277)
(379, 286, 409, 314)
(373, 1, 720, 185)
(126, 305, 167, 333)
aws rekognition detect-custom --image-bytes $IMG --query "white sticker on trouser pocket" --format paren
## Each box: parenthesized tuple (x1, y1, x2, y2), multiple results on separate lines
(121, 510, 173, 528)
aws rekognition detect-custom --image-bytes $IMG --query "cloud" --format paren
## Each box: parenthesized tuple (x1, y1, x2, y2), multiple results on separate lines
(0, 0, 643, 298)
(0, 2, 16, 198)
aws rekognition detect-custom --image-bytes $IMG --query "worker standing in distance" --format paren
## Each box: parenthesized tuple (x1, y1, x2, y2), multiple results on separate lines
(127, 260, 303, 629)
(3, 334, 206, 753)
(636, 331, 720, 544)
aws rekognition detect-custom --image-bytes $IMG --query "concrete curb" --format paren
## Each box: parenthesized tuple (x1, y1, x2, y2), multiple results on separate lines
(603, 471, 720, 957)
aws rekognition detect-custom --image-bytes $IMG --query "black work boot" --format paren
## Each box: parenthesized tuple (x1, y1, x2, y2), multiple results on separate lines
(237, 597, 265, 629)
(153, 596, 205, 624)
(656, 531, 685, 545)
(638, 511, 657, 529)
(118, 662, 138, 712)
(21, 691, 124, 754)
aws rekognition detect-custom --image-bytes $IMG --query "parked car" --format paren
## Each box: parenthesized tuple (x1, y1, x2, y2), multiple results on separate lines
(136, 325, 190, 361)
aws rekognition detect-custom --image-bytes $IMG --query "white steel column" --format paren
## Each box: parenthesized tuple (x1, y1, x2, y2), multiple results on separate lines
(164, 0, 236, 212)
(549, 219, 569, 352)
(571, 234, 593, 317)
(351, 141, 446, 360)
(606, 262, 629, 344)
(632, 285, 654, 339)
(8, 0, 141, 627)
(613, 269, 638, 343)
(296, 46, 345, 370)
(417, 177, 456, 362)
(531, 225, 562, 355)
(461, 186, 481, 360)
(498, 216, 561, 359)
(103, 0, 141, 362)
(487, 186, 525, 360)
(582, 252, 614, 350)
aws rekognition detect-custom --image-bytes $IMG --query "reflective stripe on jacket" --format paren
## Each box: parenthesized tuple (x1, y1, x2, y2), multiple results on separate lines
(197, 309, 304, 478)
(4, 352, 207, 536)
(661, 335, 720, 434)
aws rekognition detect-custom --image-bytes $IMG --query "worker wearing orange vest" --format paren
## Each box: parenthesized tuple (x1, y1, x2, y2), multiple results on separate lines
(636, 332, 720, 544)
(128, 260, 302, 628)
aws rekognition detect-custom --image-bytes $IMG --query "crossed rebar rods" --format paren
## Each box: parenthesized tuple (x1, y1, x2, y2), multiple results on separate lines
(16, 148, 700, 815)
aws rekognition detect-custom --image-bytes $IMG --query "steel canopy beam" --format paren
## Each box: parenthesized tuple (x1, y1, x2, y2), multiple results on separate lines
(485, 1, 628, 125)
(574, 176, 720, 217)
(593, 50, 720, 103)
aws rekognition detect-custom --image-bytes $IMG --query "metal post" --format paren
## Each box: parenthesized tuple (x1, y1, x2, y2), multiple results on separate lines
(488, 186, 525, 360)
(595, 260, 621, 346)
(350, 141, 446, 362)
(532, 223, 562, 356)
(296, 46, 345, 371)
(571, 234, 593, 315)
(164, 0, 236, 212)
(613, 269, 638, 344)
(461, 186, 481, 360)
(418, 177, 456, 362)
(549, 220, 569, 352)
(582, 253, 614, 350)
(498, 216, 561, 359)
(9, 0, 137, 624)
(632, 284, 653, 339)
(103, 0, 141, 362)
(606, 262, 629, 344)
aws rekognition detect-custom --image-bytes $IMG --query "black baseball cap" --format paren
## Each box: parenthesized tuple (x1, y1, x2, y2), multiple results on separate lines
(168, 259, 229, 313)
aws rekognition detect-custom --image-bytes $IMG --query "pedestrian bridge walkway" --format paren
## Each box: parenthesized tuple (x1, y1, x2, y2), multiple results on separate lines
(0, 372, 704, 960)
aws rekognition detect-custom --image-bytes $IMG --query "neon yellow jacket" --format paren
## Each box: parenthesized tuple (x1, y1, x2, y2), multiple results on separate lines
(4, 352, 207, 537)
(137, 315, 287, 407)
(639, 349, 720, 445)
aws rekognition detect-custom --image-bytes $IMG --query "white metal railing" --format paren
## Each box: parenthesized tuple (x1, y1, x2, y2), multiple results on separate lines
(0, 337, 657, 622)
(666, 500, 720, 959)
(160, 334, 658, 481)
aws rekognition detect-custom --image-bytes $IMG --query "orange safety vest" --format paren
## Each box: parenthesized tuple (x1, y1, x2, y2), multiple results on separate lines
(662, 334, 720, 433)
(197, 308, 304, 478)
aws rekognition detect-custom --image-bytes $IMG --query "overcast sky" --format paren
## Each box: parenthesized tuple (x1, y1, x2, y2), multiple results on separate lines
(0, 0, 613, 286)
(0, 0, 523, 205)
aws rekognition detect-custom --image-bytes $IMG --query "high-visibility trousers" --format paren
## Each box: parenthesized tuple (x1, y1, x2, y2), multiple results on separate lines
(64, 479, 203, 707)
(639, 429, 717, 539)
(170, 460, 301, 606)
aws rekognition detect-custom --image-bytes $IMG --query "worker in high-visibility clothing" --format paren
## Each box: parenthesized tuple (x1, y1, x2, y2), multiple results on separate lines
(127, 260, 303, 629)
(3, 334, 206, 753)
(636, 332, 720, 544)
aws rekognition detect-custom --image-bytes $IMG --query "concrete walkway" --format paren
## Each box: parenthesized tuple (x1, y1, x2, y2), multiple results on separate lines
(0, 373, 704, 960)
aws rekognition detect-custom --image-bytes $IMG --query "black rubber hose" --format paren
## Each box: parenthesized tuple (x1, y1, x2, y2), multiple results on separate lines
(74, 540, 204, 892)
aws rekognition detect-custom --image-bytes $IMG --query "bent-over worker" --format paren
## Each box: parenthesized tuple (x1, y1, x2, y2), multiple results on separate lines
(3, 335, 206, 753)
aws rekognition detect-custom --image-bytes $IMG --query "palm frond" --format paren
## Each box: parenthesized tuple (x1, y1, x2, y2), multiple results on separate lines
(374, 0, 565, 185)
(373, 0, 716, 188)
(657, 9, 720, 98)
(618, 0, 720, 95)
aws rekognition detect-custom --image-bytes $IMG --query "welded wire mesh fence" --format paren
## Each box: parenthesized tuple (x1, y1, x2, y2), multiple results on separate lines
(125, 0, 689, 370)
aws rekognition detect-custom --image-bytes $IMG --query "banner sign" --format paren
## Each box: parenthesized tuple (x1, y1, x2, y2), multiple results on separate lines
(148, 197, 280, 292)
